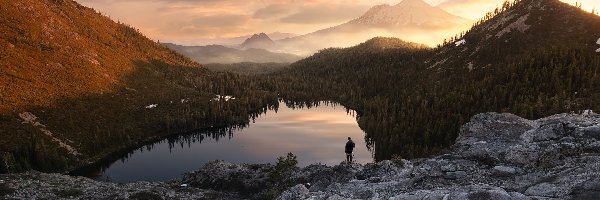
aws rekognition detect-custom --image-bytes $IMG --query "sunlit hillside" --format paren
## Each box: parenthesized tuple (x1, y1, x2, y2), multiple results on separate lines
(0, 0, 277, 173)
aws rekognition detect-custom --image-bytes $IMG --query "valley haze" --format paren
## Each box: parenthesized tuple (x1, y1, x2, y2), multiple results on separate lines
(75, 0, 596, 46)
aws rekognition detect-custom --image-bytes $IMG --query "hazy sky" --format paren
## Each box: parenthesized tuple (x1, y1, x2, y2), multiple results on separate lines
(75, 0, 598, 44)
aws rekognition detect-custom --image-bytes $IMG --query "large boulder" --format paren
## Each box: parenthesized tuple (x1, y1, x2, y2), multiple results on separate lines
(452, 113, 536, 165)
(182, 160, 273, 194)
(276, 184, 309, 200)
(453, 112, 600, 168)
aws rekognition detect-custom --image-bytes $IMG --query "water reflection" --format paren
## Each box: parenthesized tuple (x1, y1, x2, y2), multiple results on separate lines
(80, 100, 373, 182)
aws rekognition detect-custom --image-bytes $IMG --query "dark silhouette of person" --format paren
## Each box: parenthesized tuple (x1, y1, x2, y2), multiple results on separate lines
(345, 137, 355, 163)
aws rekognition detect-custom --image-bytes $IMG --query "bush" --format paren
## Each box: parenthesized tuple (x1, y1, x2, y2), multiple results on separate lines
(264, 153, 299, 199)
(391, 154, 404, 167)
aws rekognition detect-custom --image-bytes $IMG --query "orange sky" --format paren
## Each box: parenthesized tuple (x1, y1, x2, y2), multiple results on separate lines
(75, 0, 599, 44)
(443, 0, 598, 19)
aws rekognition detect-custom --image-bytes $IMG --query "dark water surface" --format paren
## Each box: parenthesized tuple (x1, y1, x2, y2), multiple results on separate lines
(85, 101, 372, 182)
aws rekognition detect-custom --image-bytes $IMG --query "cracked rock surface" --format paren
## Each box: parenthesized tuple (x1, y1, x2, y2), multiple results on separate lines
(281, 111, 600, 199)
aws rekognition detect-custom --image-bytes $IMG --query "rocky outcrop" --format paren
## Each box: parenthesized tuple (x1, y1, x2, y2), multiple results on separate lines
(1, 111, 599, 199)
(182, 160, 274, 195)
(0, 171, 236, 199)
(277, 111, 600, 199)
(174, 111, 600, 199)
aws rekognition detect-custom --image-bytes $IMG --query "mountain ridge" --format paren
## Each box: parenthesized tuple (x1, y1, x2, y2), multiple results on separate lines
(276, 0, 472, 55)
(272, 0, 600, 161)
(163, 42, 301, 64)
(428, 0, 600, 73)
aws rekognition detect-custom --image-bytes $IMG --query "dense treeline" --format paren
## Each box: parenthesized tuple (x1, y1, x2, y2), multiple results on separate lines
(180, 0, 600, 163)
(262, 38, 442, 158)
(266, 40, 600, 161)
(205, 62, 291, 75)
(260, 0, 600, 161)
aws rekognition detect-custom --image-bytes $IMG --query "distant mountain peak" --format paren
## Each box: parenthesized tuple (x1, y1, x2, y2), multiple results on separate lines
(362, 0, 433, 17)
(395, 0, 431, 7)
(275, 0, 473, 55)
(349, 0, 470, 27)
(240, 33, 275, 49)
(250, 33, 270, 40)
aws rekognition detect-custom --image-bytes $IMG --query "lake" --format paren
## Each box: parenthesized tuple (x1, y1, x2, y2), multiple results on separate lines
(83, 101, 373, 183)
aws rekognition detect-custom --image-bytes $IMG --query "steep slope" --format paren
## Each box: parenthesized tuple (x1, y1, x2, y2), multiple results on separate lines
(276, 0, 471, 55)
(163, 43, 301, 64)
(272, 0, 600, 161)
(240, 33, 276, 50)
(428, 0, 600, 73)
(0, 0, 197, 113)
(0, 0, 276, 173)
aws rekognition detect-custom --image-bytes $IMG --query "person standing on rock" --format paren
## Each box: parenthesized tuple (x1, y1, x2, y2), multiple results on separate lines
(345, 137, 355, 163)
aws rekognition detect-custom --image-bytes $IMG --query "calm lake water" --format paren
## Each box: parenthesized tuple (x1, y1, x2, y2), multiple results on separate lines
(86, 101, 372, 183)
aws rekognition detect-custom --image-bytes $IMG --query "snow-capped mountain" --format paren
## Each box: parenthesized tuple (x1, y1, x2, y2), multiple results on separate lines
(349, 0, 470, 28)
(276, 0, 472, 55)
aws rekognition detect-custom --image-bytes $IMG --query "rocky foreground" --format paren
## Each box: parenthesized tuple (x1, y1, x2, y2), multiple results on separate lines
(1, 112, 600, 199)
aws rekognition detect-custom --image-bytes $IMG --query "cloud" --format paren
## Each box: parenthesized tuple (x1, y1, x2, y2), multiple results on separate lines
(437, 0, 505, 20)
(157, 14, 251, 37)
(192, 14, 249, 27)
(437, 0, 598, 20)
(280, 5, 368, 24)
(72, 0, 476, 44)
(438, 0, 493, 7)
(253, 4, 292, 19)
(87, 0, 248, 4)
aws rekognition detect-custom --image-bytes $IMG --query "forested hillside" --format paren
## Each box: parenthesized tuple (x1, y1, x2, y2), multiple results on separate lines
(0, 0, 277, 173)
(2, 0, 599, 174)
(269, 0, 600, 160)
(205, 62, 291, 75)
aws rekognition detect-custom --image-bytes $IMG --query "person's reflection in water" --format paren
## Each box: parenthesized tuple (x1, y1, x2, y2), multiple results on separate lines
(345, 137, 355, 164)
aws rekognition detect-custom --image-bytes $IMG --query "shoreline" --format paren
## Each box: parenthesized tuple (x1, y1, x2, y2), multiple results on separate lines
(2, 111, 599, 199)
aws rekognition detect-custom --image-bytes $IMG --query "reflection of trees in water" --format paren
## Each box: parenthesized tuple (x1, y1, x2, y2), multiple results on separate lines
(279, 100, 378, 160)
(164, 125, 244, 152)
(165, 100, 366, 151)
(74, 100, 371, 180)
